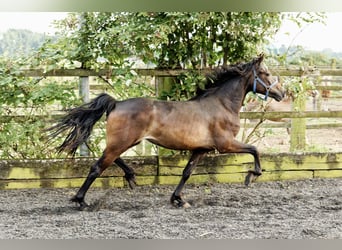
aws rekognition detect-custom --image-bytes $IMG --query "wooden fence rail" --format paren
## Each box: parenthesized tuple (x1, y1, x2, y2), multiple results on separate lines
(1, 111, 342, 123)
(17, 68, 342, 77)
(1, 152, 341, 190)
(240, 110, 342, 119)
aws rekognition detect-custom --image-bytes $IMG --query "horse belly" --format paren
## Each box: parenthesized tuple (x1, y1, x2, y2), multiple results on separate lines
(146, 123, 213, 150)
(145, 100, 218, 150)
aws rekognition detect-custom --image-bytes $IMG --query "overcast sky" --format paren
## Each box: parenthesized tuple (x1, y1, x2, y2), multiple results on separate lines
(272, 12, 342, 52)
(0, 12, 67, 34)
(0, 12, 342, 52)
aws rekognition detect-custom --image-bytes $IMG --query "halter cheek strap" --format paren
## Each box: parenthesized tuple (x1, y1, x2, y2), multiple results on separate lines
(253, 68, 279, 101)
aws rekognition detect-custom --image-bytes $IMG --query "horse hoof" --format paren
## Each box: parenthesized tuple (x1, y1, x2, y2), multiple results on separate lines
(172, 202, 191, 209)
(125, 174, 137, 189)
(128, 179, 137, 189)
(70, 196, 78, 203)
(70, 196, 88, 210)
(244, 172, 251, 186)
(79, 201, 89, 210)
(182, 202, 191, 209)
(170, 193, 191, 208)
(171, 200, 191, 209)
(244, 171, 261, 186)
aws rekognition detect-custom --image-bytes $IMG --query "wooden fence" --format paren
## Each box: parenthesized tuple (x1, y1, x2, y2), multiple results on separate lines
(0, 67, 341, 189)
(1, 152, 341, 189)
(13, 67, 342, 151)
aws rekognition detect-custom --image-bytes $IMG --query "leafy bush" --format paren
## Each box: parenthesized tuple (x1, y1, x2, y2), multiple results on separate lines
(0, 57, 81, 159)
(0, 56, 156, 159)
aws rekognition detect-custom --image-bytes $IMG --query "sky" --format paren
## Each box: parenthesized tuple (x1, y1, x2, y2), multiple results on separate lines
(272, 12, 342, 52)
(0, 12, 68, 34)
(0, 12, 342, 52)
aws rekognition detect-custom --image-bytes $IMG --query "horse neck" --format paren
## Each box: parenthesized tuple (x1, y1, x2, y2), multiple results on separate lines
(218, 76, 250, 113)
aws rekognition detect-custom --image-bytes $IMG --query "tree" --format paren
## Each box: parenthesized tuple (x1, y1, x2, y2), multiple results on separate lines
(46, 12, 283, 70)
(33, 12, 284, 100)
(0, 29, 51, 58)
(127, 12, 283, 68)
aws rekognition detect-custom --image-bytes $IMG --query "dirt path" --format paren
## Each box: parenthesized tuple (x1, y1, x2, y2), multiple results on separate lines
(0, 178, 342, 239)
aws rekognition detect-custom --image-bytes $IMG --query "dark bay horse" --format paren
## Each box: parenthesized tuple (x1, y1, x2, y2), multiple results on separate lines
(49, 54, 285, 209)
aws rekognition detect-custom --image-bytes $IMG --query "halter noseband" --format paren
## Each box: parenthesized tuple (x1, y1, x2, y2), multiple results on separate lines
(253, 67, 279, 101)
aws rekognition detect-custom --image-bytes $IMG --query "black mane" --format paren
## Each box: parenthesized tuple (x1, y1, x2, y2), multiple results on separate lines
(192, 56, 262, 100)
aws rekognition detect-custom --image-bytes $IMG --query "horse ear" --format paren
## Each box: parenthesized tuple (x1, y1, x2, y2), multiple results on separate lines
(257, 53, 264, 64)
(253, 53, 264, 68)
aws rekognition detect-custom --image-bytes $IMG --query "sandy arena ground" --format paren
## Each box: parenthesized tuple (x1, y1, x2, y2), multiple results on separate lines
(0, 178, 341, 239)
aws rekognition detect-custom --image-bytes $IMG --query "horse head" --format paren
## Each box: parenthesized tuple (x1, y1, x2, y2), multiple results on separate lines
(251, 54, 285, 102)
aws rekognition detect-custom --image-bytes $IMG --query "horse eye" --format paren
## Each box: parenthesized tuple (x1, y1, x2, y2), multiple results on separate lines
(260, 71, 270, 77)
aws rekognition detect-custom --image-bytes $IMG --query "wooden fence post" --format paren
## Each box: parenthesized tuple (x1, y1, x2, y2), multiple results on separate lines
(155, 76, 175, 99)
(79, 76, 90, 156)
(155, 76, 177, 156)
(290, 94, 306, 152)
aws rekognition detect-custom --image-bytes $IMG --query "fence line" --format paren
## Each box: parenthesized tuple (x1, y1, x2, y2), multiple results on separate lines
(4, 66, 342, 153)
(1, 152, 342, 189)
(2, 111, 342, 123)
(240, 111, 342, 119)
(1, 67, 341, 188)
(17, 67, 342, 77)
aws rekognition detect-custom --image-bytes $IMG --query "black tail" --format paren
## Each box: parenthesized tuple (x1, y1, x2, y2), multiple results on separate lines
(48, 93, 116, 156)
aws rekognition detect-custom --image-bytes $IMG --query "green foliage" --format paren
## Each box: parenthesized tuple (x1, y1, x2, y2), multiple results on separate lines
(123, 12, 282, 69)
(46, 12, 282, 70)
(37, 12, 284, 102)
(0, 56, 80, 159)
(0, 56, 79, 107)
(98, 68, 155, 99)
(286, 12, 326, 28)
(159, 71, 206, 101)
(37, 13, 132, 71)
(284, 76, 316, 99)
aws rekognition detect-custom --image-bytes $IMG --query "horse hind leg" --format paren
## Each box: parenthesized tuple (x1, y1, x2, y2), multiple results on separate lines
(70, 151, 118, 209)
(114, 157, 137, 189)
(71, 144, 130, 209)
(71, 137, 140, 209)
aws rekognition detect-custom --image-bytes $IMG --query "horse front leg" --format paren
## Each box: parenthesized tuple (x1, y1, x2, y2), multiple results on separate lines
(171, 150, 207, 208)
(243, 145, 262, 186)
(219, 139, 262, 186)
